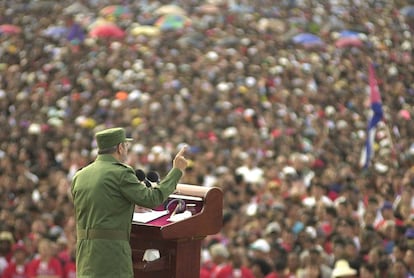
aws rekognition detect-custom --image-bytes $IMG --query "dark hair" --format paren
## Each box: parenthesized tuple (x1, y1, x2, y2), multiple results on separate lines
(222, 211, 233, 225)
(360, 262, 375, 273)
(325, 206, 337, 217)
(377, 257, 390, 271)
(251, 258, 272, 275)
(274, 255, 287, 271)
(332, 236, 346, 247)
(97, 145, 118, 154)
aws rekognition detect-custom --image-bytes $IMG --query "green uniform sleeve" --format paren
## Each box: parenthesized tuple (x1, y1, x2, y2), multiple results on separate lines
(119, 167, 182, 209)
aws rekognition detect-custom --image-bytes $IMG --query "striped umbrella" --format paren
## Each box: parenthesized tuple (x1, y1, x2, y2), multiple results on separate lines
(154, 14, 191, 31)
(100, 5, 132, 20)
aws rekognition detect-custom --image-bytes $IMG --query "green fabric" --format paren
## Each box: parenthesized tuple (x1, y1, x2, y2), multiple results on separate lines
(95, 127, 132, 149)
(77, 229, 129, 241)
(71, 154, 182, 278)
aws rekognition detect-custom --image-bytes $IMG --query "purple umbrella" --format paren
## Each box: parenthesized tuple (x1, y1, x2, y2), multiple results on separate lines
(67, 23, 85, 43)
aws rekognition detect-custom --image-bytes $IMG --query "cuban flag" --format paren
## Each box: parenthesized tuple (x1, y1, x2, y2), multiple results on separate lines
(360, 63, 384, 168)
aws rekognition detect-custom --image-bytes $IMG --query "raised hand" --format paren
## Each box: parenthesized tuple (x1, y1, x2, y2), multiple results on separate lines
(173, 145, 189, 171)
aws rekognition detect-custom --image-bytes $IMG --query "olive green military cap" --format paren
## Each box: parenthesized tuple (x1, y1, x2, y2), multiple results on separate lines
(95, 127, 133, 150)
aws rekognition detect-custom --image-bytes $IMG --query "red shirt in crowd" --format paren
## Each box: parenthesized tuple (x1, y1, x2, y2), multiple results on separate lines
(26, 257, 63, 278)
(2, 262, 29, 278)
(200, 267, 212, 278)
(212, 264, 255, 278)
(63, 260, 76, 278)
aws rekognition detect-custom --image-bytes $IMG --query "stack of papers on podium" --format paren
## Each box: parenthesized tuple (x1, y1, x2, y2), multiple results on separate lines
(167, 210, 192, 222)
(133, 210, 169, 223)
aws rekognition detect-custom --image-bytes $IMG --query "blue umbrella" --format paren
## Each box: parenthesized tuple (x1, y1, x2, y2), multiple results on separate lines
(338, 30, 360, 38)
(42, 26, 68, 39)
(400, 5, 414, 17)
(292, 33, 324, 46)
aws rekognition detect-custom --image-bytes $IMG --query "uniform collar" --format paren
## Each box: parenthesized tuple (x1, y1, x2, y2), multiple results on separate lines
(96, 154, 119, 163)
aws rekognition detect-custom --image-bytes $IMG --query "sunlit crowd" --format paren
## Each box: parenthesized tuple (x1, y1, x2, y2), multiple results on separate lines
(1, 0, 414, 277)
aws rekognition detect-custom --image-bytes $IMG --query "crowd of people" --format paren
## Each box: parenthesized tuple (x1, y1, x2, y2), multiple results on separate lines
(0, 0, 414, 277)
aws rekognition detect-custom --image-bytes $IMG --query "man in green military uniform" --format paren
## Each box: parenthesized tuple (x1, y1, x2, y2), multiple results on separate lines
(71, 127, 188, 278)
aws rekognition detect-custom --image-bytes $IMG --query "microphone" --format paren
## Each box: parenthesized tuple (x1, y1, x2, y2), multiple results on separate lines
(146, 171, 160, 184)
(135, 169, 146, 181)
(135, 169, 151, 187)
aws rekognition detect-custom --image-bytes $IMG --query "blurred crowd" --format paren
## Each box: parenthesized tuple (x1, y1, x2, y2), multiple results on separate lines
(1, 0, 414, 277)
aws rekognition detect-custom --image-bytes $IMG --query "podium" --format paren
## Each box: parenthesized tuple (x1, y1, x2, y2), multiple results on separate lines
(130, 184, 223, 278)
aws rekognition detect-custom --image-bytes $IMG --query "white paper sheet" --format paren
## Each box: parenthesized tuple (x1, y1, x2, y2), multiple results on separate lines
(167, 210, 192, 222)
(132, 210, 169, 223)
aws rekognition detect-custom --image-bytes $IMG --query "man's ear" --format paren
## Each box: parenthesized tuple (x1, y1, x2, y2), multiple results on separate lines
(116, 143, 122, 154)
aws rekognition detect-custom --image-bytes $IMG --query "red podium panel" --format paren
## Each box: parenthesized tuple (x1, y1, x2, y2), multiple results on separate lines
(130, 184, 223, 278)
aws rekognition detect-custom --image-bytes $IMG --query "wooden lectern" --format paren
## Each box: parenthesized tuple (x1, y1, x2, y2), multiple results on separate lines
(130, 184, 223, 278)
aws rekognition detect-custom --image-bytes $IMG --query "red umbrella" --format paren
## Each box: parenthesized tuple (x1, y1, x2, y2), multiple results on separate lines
(335, 37, 363, 48)
(0, 24, 22, 34)
(89, 23, 125, 39)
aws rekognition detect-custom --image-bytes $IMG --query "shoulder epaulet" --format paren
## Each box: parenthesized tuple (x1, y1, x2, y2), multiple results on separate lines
(77, 160, 94, 172)
(114, 162, 134, 170)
